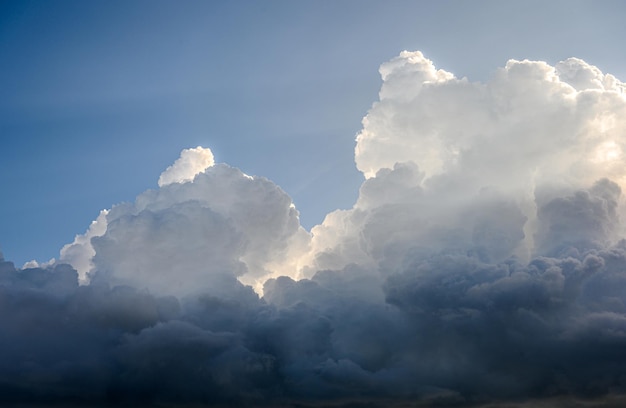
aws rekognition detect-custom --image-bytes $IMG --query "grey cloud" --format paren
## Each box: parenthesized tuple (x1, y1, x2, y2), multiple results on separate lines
(534, 179, 621, 257)
(5, 232, 626, 406)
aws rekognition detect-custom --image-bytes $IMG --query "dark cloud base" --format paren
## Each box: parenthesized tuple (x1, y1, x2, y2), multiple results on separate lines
(3, 230, 626, 407)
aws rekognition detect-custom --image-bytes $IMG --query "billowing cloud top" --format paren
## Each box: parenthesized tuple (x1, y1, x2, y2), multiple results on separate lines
(157, 146, 215, 187)
(5, 52, 626, 407)
(306, 50, 626, 276)
(356, 51, 626, 187)
(62, 152, 310, 294)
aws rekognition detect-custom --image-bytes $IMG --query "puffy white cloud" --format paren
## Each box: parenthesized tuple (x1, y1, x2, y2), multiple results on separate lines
(304, 51, 626, 277)
(59, 209, 108, 283)
(355, 51, 626, 189)
(157, 146, 215, 187)
(62, 154, 310, 296)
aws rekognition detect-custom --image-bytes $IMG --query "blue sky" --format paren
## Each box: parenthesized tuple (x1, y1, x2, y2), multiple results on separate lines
(2, 0, 626, 265)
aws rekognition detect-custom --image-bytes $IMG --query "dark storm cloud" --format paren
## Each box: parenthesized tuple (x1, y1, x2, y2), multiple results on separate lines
(5, 232, 626, 407)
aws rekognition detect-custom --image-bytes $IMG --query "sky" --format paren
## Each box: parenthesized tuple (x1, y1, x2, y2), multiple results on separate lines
(2, 0, 626, 266)
(3, 1, 626, 407)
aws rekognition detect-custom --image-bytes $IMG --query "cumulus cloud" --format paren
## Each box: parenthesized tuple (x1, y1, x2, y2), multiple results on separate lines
(4, 51, 626, 407)
(308, 50, 626, 275)
(356, 51, 626, 189)
(61, 149, 309, 295)
(157, 146, 215, 187)
(59, 209, 108, 282)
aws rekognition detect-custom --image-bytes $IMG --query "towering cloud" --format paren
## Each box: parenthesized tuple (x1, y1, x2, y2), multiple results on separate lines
(306, 51, 626, 275)
(356, 51, 626, 186)
(3, 52, 626, 407)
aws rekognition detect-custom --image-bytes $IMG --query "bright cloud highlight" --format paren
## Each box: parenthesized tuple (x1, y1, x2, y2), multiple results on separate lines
(157, 146, 215, 187)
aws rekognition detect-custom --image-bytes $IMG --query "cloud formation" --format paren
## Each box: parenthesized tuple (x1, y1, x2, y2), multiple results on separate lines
(355, 51, 626, 186)
(4, 51, 626, 407)
(63, 149, 310, 294)
(157, 146, 215, 187)
(308, 51, 626, 275)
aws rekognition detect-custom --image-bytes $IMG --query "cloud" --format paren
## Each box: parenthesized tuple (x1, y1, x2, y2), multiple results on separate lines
(61, 149, 310, 295)
(102, 172, 308, 296)
(355, 51, 626, 189)
(4, 51, 626, 406)
(157, 146, 215, 187)
(59, 209, 108, 282)
(308, 50, 626, 275)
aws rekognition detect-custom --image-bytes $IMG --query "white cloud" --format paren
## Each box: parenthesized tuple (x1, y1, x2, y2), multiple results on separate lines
(59, 209, 108, 283)
(355, 51, 626, 189)
(304, 50, 626, 277)
(21, 258, 55, 269)
(65, 159, 310, 296)
(157, 146, 215, 187)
